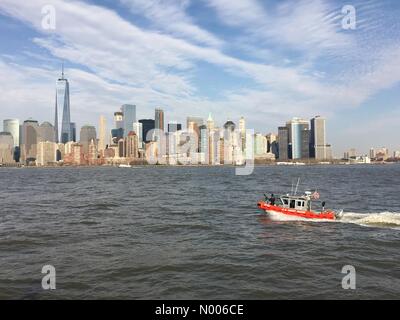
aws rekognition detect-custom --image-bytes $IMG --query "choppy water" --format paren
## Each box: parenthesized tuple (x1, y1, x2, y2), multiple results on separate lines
(0, 164, 400, 299)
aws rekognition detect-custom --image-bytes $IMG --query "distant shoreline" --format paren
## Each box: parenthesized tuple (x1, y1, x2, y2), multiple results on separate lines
(1, 162, 399, 169)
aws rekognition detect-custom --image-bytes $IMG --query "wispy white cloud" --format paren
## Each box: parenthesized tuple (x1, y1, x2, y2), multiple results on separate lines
(119, 0, 223, 47)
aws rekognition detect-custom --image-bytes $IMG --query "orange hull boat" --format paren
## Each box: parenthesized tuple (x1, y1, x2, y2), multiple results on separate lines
(257, 201, 337, 220)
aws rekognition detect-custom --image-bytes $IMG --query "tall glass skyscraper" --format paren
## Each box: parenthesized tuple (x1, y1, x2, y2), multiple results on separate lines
(286, 118, 309, 160)
(122, 104, 136, 137)
(3, 119, 19, 147)
(55, 66, 72, 144)
(155, 108, 165, 131)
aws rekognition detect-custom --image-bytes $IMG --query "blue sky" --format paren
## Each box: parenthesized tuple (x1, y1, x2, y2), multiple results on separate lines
(0, 0, 399, 156)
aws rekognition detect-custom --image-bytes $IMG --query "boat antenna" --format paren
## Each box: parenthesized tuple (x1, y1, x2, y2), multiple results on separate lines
(294, 177, 300, 195)
(291, 180, 294, 195)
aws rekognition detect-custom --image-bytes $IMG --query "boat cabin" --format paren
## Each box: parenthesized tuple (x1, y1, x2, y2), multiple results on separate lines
(278, 195, 311, 211)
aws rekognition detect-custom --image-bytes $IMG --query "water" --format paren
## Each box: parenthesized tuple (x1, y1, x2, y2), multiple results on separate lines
(1, 165, 400, 299)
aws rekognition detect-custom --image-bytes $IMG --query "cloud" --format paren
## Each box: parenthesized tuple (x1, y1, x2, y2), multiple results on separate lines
(119, 0, 223, 47)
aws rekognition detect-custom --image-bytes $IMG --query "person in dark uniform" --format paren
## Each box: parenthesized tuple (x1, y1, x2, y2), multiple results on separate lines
(270, 194, 276, 206)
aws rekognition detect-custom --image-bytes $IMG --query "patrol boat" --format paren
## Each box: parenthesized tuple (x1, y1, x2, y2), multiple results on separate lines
(257, 190, 343, 221)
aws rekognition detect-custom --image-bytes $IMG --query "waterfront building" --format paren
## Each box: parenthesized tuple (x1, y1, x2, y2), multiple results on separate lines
(70, 122, 77, 142)
(0, 132, 14, 164)
(114, 111, 124, 130)
(239, 117, 246, 153)
(155, 108, 165, 132)
(88, 139, 98, 165)
(3, 119, 19, 148)
(37, 141, 57, 166)
(223, 120, 236, 164)
(38, 122, 56, 143)
(394, 151, 400, 159)
(98, 115, 107, 152)
(139, 119, 155, 143)
(111, 128, 124, 145)
(126, 131, 139, 159)
(21, 119, 39, 163)
(310, 116, 326, 160)
(301, 128, 310, 159)
(133, 122, 143, 148)
(187, 116, 203, 131)
(66, 143, 85, 165)
(122, 104, 136, 137)
(286, 118, 309, 160)
(80, 125, 97, 155)
(254, 133, 267, 156)
(168, 122, 182, 133)
(278, 126, 289, 161)
(54, 65, 72, 143)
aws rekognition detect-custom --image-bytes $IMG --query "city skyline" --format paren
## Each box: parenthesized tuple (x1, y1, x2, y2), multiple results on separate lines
(0, 0, 400, 155)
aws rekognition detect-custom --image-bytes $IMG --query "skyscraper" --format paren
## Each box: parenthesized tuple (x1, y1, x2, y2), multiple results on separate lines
(278, 126, 289, 160)
(55, 65, 72, 143)
(98, 115, 107, 152)
(3, 119, 19, 148)
(155, 108, 165, 131)
(187, 116, 203, 130)
(38, 122, 56, 142)
(133, 122, 143, 148)
(286, 118, 309, 160)
(21, 119, 39, 162)
(139, 119, 155, 143)
(310, 116, 327, 160)
(114, 111, 124, 130)
(80, 125, 97, 155)
(122, 104, 136, 137)
(168, 122, 182, 133)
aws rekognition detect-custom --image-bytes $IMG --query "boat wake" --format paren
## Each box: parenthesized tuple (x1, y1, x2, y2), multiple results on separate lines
(267, 211, 400, 229)
(339, 212, 400, 229)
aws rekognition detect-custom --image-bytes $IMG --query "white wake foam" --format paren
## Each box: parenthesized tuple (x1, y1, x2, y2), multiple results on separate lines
(340, 212, 400, 228)
(266, 211, 400, 229)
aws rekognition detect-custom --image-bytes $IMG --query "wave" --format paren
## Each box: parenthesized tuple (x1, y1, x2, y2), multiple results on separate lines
(340, 212, 400, 229)
(266, 210, 400, 229)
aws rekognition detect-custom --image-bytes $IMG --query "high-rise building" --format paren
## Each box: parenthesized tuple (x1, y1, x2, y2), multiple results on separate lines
(286, 118, 309, 160)
(278, 126, 289, 160)
(0, 132, 14, 164)
(133, 122, 143, 148)
(80, 125, 97, 155)
(239, 117, 246, 153)
(126, 131, 138, 159)
(122, 104, 136, 137)
(207, 113, 214, 131)
(187, 117, 203, 130)
(21, 119, 39, 163)
(3, 119, 19, 148)
(114, 111, 124, 130)
(98, 115, 107, 152)
(155, 108, 165, 131)
(38, 122, 56, 142)
(310, 116, 326, 160)
(54, 65, 72, 143)
(70, 122, 76, 142)
(301, 128, 310, 159)
(139, 119, 155, 143)
(168, 122, 182, 133)
(254, 133, 267, 156)
(37, 141, 57, 166)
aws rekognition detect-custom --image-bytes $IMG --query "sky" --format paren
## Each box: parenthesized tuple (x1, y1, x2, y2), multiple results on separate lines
(0, 0, 399, 156)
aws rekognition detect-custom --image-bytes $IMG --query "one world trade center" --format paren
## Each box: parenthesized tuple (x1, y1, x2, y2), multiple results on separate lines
(54, 65, 72, 143)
